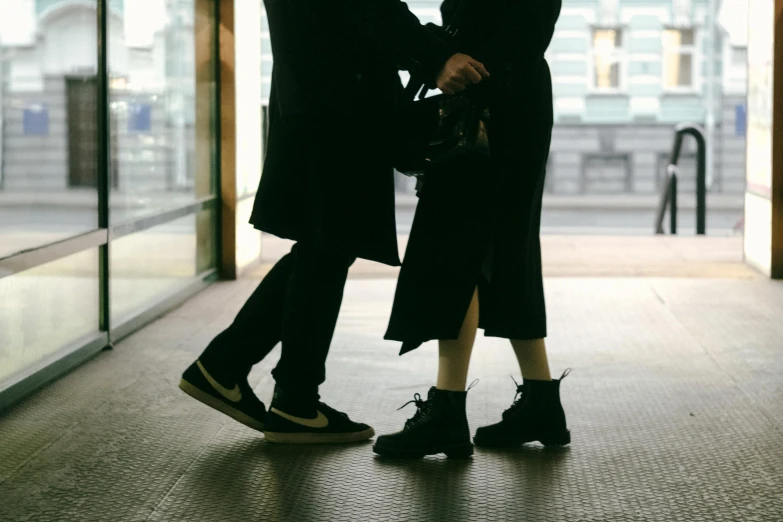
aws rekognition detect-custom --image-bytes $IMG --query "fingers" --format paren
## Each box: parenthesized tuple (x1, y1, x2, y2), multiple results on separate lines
(469, 59, 491, 78)
(435, 53, 489, 95)
(461, 64, 483, 84)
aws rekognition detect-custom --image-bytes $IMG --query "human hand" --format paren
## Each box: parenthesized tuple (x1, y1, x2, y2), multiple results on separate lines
(436, 53, 490, 95)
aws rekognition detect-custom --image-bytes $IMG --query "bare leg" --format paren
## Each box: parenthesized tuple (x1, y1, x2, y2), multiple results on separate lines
(511, 338, 551, 381)
(436, 289, 480, 392)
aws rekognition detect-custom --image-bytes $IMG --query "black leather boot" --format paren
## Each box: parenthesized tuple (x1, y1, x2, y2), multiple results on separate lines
(474, 370, 571, 448)
(373, 387, 474, 459)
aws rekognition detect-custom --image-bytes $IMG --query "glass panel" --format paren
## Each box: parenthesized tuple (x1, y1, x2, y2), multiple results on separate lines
(664, 52, 693, 88)
(0, 248, 99, 382)
(678, 54, 693, 86)
(664, 28, 694, 48)
(0, 1, 99, 258)
(110, 208, 215, 324)
(594, 29, 621, 49)
(593, 30, 622, 89)
(663, 29, 679, 48)
(680, 29, 695, 46)
(663, 29, 694, 89)
(594, 58, 621, 89)
(109, 0, 217, 224)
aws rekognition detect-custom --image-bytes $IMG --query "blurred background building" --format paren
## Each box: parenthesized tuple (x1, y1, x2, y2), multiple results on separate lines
(1, 1, 750, 207)
(390, 0, 748, 197)
(0, 0, 197, 196)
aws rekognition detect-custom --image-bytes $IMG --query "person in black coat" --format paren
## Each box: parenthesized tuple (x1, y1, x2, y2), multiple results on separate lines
(374, 0, 571, 458)
(178, 0, 489, 444)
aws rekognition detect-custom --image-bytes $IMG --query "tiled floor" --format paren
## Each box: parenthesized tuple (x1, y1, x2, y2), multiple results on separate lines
(1, 273, 782, 521)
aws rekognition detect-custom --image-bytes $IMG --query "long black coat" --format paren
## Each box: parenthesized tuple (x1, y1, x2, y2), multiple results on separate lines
(251, 0, 453, 266)
(385, 0, 563, 352)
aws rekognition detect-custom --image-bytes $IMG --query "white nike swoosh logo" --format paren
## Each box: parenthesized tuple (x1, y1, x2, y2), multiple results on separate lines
(270, 407, 330, 428)
(197, 360, 242, 403)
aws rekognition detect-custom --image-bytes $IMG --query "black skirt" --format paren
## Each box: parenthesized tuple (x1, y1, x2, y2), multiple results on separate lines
(385, 63, 553, 354)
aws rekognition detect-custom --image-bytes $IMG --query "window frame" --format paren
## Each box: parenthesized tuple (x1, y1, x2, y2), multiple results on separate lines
(661, 26, 699, 94)
(588, 26, 627, 94)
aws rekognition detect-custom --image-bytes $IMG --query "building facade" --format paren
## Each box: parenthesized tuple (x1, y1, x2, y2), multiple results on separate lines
(268, 0, 750, 197)
(542, 0, 748, 195)
(3, 1, 748, 197)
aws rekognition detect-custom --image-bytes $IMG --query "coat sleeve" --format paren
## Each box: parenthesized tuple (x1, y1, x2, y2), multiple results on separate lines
(476, 0, 561, 66)
(335, 0, 455, 81)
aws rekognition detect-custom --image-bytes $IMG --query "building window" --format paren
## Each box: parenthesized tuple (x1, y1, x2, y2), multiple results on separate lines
(663, 28, 696, 90)
(592, 29, 623, 90)
(731, 46, 748, 66)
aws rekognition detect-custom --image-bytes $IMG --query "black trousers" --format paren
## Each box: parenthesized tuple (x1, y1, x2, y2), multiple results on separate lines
(201, 242, 355, 400)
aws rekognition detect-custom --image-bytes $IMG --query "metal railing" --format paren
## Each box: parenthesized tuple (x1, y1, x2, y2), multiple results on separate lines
(655, 123, 707, 235)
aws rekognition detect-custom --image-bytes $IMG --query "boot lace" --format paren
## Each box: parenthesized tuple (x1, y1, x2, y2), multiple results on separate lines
(503, 377, 527, 420)
(397, 393, 431, 430)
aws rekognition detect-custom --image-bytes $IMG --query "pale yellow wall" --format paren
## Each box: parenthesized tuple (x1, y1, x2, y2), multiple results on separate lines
(744, 0, 783, 278)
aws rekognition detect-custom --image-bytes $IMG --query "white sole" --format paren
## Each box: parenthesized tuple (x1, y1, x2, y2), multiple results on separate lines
(179, 378, 265, 432)
(264, 427, 375, 444)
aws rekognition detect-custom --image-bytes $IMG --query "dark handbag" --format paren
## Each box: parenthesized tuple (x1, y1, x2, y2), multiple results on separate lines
(394, 0, 490, 177)
(395, 87, 490, 177)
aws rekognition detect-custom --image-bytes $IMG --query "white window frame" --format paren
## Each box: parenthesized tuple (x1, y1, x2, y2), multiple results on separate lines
(588, 27, 626, 94)
(661, 26, 698, 93)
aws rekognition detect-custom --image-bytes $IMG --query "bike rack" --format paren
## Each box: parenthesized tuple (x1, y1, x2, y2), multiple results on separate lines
(654, 123, 707, 235)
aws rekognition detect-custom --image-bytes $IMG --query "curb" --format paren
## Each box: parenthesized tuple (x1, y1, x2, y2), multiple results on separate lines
(395, 194, 745, 212)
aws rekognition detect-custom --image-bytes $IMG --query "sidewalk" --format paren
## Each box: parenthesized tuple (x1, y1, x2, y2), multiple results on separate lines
(0, 191, 746, 212)
(395, 193, 745, 211)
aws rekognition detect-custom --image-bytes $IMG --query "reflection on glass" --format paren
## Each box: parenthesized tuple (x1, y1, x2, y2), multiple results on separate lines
(109, 0, 216, 224)
(0, 1, 99, 257)
(110, 208, 215, 324)
(0, 249, 99, 382)
(593, 29, 622, 89)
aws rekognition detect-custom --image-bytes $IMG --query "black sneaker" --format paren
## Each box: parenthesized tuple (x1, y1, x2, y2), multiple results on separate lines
(263, 387, 374, 444)
(179, 359, 266, 432)
(474, 370, 571, 448)
(373, 387, 474, 459)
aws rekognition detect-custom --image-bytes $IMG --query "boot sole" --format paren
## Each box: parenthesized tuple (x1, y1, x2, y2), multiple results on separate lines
(264, 427, 375, 444)
(474, 430, 571, 448)
(372, 442, 474, 459)
(179, 378, 265, 432)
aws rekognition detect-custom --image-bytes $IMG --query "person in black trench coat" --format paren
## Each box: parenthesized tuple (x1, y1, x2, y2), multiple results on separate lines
(374, 0, 572, 458)
(179, 0, 490, 444)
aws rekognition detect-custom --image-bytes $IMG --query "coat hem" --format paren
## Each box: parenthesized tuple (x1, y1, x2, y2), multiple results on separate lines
(385, 326, 548, 356)
(249, 221, 402, 267)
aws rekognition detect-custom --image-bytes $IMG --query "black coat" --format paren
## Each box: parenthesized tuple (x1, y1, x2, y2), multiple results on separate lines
(385, 0, 563, 352)
(250, 0, 453, 266)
